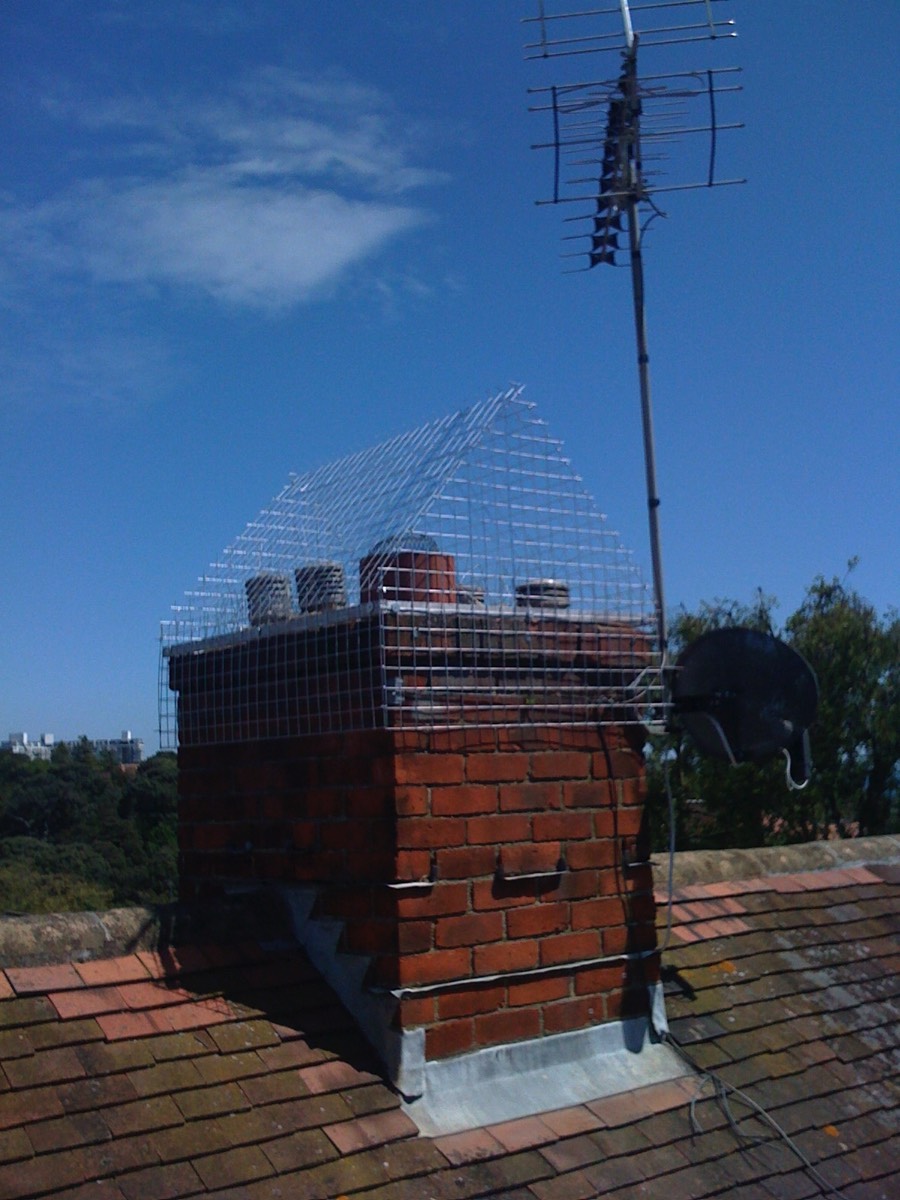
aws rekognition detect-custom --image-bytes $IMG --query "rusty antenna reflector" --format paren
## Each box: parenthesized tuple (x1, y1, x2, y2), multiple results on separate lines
(524, 0, 744, 665)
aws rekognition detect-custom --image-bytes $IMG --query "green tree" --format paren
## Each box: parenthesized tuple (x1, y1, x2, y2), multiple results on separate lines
(647, 568, 900, 850)
(0, 748, 179, 911)
(647, 591, 784, 851)
(785, 565, 899, 836)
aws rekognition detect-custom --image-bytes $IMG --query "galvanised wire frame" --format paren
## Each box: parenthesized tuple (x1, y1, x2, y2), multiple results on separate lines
(159, 388, 664, 747)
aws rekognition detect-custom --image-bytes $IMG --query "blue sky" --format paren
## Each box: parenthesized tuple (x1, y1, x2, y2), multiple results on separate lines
(1, 1, 897, 749)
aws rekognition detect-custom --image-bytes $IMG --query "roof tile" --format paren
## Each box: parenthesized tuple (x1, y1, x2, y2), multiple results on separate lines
(258, 1127, 338, 1174)
(6, 963, 84, 995)
(49, 986, 125, 1020)
(0, 844, 896, 1199)
(433, 1125, 505, 1165)
(118, 1159, 204, 1200)
(103, 1095, 184, 1139)
(192, 1144, 275, 1190)
(73, 955, 152, 987)
(540, 1105, 602, 1137)
(323, 1108, 417, 1154)
(0, 1125, 32, 1166)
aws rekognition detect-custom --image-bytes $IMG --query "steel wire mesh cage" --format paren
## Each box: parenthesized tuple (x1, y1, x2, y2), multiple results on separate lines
(159, 387, 664, 747)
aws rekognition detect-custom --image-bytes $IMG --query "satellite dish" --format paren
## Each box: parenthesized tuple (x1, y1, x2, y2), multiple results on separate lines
(671, 628, 818, 786)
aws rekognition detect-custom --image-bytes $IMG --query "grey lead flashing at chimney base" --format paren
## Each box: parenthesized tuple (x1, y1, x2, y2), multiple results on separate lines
(278, 885, 686, 1135)
(402, 1000, 685, 1137)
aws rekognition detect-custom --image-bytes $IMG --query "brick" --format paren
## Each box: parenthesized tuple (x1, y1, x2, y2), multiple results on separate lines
(395, 948, 471, 987)
(435, 912, 504, 948)
(604, 748, 642, 778)
(432, 784, 498, 816)
(499, 782, 562, 812)
(472, 879, 535, 911)
(466, 754, 530, 783)
(321, 818, 391, 852)
(571, 897, 626, 930)
(466, 814, 531, 845)
(543, 995, 605, 1034)
(395, 785, 428, 816)
(609, 806, 644, 839)
(601, 925, 643, 955)
(473, 939, 538, 976)
(531, 752, 591, 780)
(539, 930, 602, 967)
(615, 776, 647, 806)
(564, 780, 614, 808)
(474, 1007, 540, 1047)
(397, 921, 432, 954)
(565, 840, 617, 871)
(533, 811, 593, 841)
(555, 869, 602, 900)
(347, 787, 393, 819)
(573, 964, 624, 996)
(397, 995, 435, 1027)
(342, 919, 395, 956)
(507, 901, 570, 939)
(436, 845, 496, 879)
(426, 1019, 475, 1059)
(437, 985, 506, 1020)
(396, 817, 466, 849)
(394, 754, 465, 786)
(393, 849, 432, 880)
(507, 976, 571, 1008)
(396, 882, 468, 919)
(499, 842, 563, 879)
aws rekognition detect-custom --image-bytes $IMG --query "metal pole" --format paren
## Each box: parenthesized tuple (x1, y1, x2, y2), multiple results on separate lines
(622, 42, 668, 658)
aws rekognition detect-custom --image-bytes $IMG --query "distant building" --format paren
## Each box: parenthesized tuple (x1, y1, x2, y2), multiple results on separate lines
(90, 731, 145, 765)
(1, 730, 144, 765)
(2, 732, 55, 761)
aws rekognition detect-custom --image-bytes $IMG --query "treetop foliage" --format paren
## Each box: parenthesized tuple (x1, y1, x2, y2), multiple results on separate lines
(648, 563, 899, 851)
(1, 564, 896, 912)
(0, 750, 177, 914)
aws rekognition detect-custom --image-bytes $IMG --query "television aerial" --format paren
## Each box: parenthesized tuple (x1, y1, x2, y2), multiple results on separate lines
(524, 0, 818, 783)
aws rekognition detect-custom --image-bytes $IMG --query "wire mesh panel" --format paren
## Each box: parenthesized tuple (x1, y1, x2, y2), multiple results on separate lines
(159, 387, 664, 746)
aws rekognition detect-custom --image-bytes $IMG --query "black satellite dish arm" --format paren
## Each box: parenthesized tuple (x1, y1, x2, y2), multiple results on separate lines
(783, 729, 812, 790)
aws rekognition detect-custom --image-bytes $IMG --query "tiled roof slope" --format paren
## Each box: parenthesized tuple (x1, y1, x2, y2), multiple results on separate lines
(0, 850, 897, 1199)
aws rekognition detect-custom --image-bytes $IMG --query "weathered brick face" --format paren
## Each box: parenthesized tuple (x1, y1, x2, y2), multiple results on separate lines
(178, 722, 658, 1061)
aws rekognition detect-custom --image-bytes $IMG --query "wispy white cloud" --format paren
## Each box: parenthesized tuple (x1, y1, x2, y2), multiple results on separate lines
(38, 178, 424, 307)
(14, 69, 440, 307)
(1, 65, 443, 405)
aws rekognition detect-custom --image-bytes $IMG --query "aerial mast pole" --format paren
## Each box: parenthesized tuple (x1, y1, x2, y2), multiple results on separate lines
(618, 0, 667, 657)
(525, 0, 744, 704)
